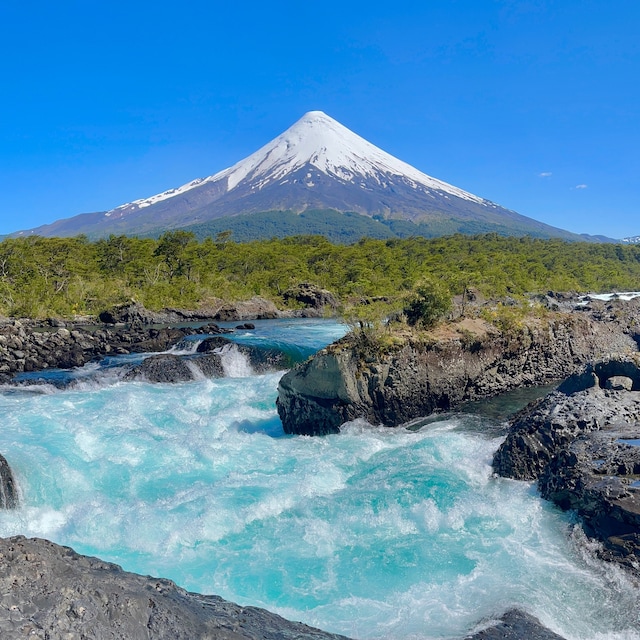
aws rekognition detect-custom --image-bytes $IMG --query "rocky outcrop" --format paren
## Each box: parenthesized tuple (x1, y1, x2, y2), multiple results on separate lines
(277, 305, 640, 435)
(213, 297, 281, 321)
(0, 454, 18, 509)
(540, 423, 640, 574)
(493, 356, 640, 575)
(493, 356, 640, 480)
(124, 354, 208, 383)
(124, 344, 294, 383)
(98, 302, 176, 325)
(0, 536, 351, 640)
(283, 283, 339, 311)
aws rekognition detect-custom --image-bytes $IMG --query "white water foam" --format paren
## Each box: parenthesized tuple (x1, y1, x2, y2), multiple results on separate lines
(217, 344, 254, 377)
(185, 360, 208, 381)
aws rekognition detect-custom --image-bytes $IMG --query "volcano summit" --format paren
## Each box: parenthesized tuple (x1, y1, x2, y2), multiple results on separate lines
(16, 111, 592, 241)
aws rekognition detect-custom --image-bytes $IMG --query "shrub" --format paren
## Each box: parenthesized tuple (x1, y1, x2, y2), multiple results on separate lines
(404, 278, 451, 328)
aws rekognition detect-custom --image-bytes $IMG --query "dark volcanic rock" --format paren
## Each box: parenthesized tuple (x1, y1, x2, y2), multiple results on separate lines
(277, 306, 640, 435)
(196, 336, 233, 353)
(539, 425, 640, 574)
(0, 319, 232, 384)
(99, 302, 173, 325)
(494, 356, 640, 481)
(124, 355, 199, 383)
(464, 609, 566, 640)
(0, 536, 351, 640)
(494, 356, 640, 575)
(0, 454, 18, 509)
(194, 353, 225, 378)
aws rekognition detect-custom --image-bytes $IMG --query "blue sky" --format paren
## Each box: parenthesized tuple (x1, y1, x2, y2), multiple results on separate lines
(0, 1, 638, 238)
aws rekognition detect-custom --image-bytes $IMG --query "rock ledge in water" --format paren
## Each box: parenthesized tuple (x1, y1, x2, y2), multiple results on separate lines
(277, 306, 640, 435)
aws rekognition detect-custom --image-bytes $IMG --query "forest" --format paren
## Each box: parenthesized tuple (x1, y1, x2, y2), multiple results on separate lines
(0, 231, 639, 319)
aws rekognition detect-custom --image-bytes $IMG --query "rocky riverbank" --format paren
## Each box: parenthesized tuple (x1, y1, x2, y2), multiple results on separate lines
(494, 355, 640, 576)
(0, 286, 339, 384)
(0, 319, 231, 383)
(277, 297, 640, 435)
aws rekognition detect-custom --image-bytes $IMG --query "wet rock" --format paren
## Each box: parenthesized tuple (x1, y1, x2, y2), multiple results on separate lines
(539, 426, 640, 574)
(464, 609, 566, 640)
(194, 354, 225, 378)
(196, 336, 233, 353)
(0, 455, 18, 509)
(0, 536, 351, 640)
(124, 355, 198, 383)
(494, 356, 640, 480)
(494, 356, 640, 575)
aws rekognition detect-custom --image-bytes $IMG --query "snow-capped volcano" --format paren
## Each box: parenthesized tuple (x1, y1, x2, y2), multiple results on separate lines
(109, 110, 487, 220)
(14, 111, 592, 241)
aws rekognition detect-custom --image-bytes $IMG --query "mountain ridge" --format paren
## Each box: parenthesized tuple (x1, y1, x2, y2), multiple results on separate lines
(12, 111, 613, 242)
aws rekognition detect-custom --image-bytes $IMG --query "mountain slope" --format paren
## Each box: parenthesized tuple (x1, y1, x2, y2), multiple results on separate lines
(14, 111, 599, 241)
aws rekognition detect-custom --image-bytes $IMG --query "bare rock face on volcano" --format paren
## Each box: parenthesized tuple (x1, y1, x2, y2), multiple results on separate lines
(16, 112, 587, 241)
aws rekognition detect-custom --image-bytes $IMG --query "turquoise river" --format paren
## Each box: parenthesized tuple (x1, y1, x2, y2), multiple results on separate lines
(0, 318, 638, 639)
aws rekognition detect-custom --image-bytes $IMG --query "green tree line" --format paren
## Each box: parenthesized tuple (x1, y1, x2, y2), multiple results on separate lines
(1, 231, 639, 318)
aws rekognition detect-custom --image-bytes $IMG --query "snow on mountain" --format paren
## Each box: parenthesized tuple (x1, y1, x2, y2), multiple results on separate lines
(12, 111, 597, 241)
(110, 110, 486, 217)
(621, 236, 640, 244)
(208, 111, 485, 203)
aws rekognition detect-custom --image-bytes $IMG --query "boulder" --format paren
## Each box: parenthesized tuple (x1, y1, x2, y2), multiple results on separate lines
(196, 336, 233, 353)
(124, 355, 199, 383)
(213, 297, 281, 321)
(538, 424, 640, 573)
(0, 454, 17, 509)
(495, 356, 640, 481)
(283, 283, 339, 310)
(605, 375, 633, 391)
(99, 302, 171, 325)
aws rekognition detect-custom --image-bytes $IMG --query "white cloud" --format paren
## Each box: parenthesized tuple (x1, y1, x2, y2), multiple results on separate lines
(574, 184, 588, 189)
(538, 172, 552, 177)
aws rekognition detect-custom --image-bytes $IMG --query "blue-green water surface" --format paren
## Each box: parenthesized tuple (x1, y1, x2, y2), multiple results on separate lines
(0, 318, 638, 639)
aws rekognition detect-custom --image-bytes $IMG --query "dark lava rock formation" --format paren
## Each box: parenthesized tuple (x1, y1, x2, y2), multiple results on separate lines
(124, 344, 293, 384)
(0, 319, 230, 383)
(0, 536, 351, 640)
(277, 300, 640, 435)
(0, 454, 18, 509)
(494, 356, 640, 575)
